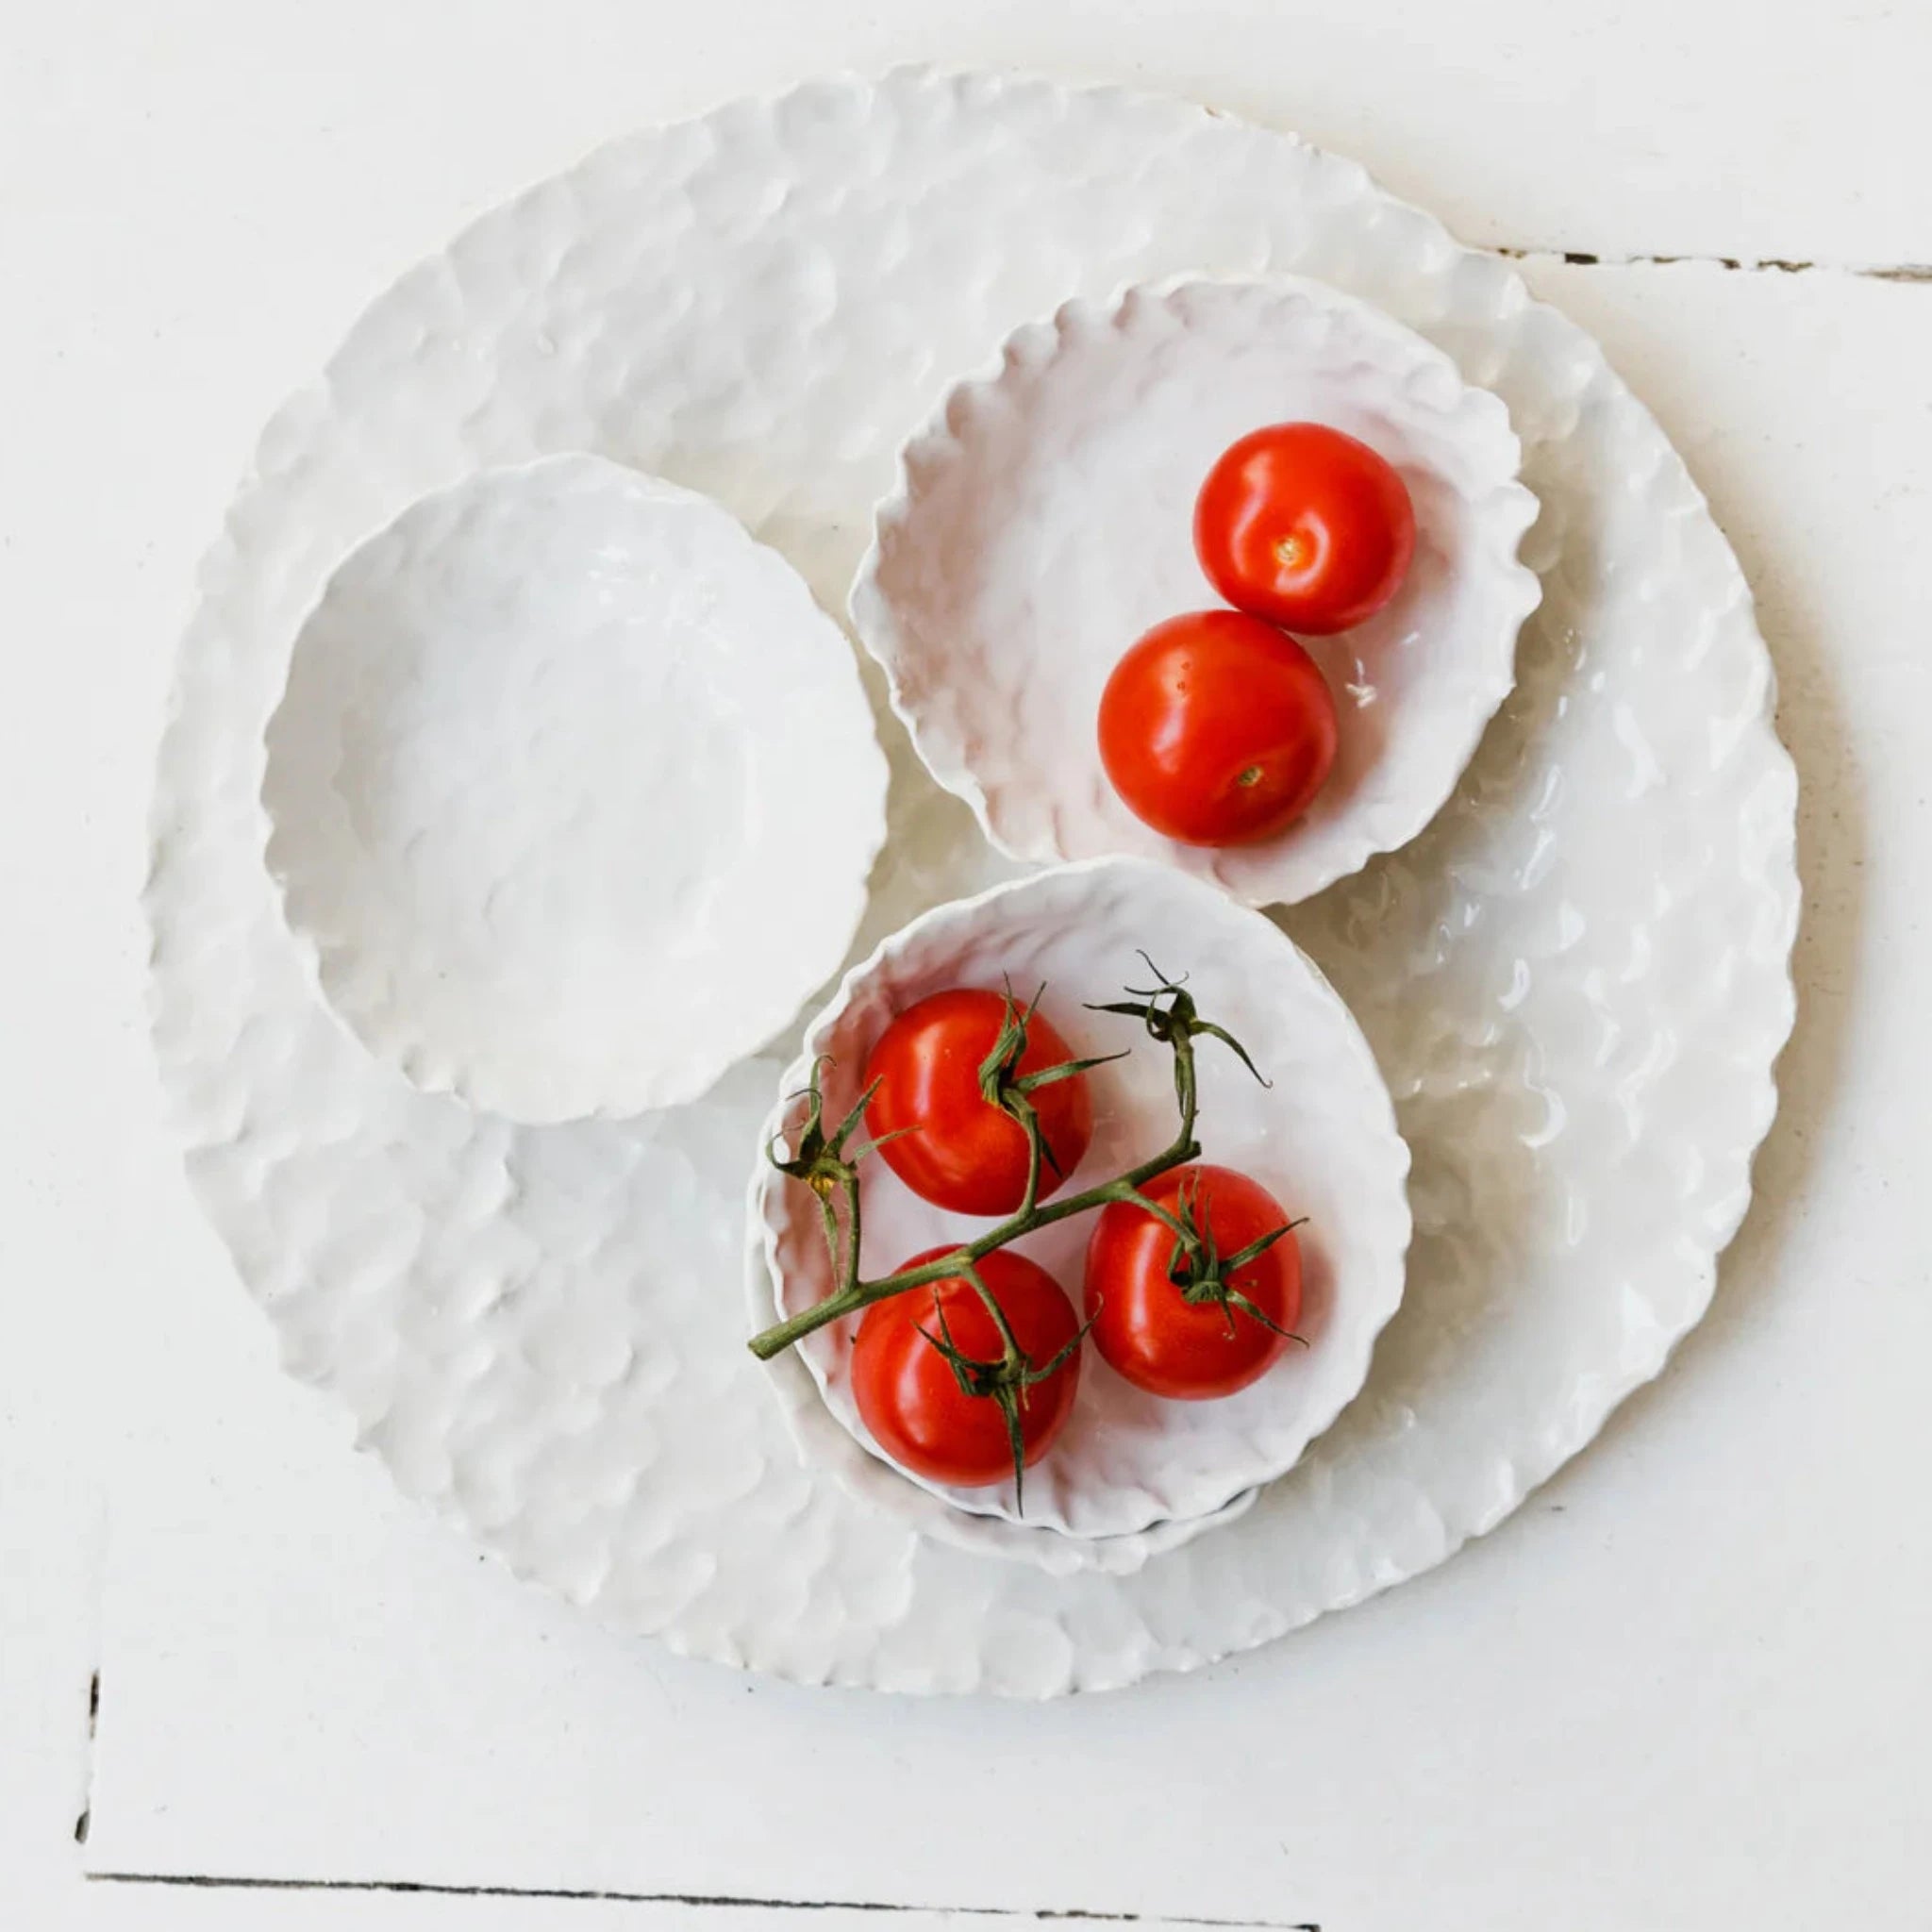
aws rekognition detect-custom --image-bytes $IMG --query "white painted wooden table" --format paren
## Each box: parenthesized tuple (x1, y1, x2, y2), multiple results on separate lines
(4, 4, 1927, 1926)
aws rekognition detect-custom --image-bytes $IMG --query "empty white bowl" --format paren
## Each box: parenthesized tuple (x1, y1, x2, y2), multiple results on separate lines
(750, 858, 1413, 1549)
(852, 275, 1542, 907)
(263, 455, 887, 1122)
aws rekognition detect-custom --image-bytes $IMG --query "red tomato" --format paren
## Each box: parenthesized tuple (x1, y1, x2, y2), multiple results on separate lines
(851, 1247, 1083, 1488)
(1097, 610, 1337, 845)
(863, 988, 1094, 1216)
(1195, 423, 1415, 634)
(1083, 1163, 1302, 1399)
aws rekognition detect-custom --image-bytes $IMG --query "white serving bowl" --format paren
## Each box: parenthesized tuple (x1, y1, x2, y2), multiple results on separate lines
(853, 275, 1542, 908)
(262, 454, 888, 1123)
(750, 858, 1413, 1549)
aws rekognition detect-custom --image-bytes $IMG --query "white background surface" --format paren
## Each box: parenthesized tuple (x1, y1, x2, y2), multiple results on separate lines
(3, 4, 1927, 1928)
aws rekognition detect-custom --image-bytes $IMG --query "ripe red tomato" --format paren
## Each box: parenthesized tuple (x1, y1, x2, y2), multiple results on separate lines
(1097, 610, 1337, 845)
(1083, 1163, 1302, 1399)
(851, 1247, 1083, 1488)
(1194, 423, 1415, 634)
(863, 988, 1094, 1216)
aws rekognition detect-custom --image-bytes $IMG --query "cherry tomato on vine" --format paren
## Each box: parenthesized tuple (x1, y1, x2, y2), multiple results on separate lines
(1097, 610, 1337, 846)
(862, 988, 1095, 1216)
(851, 1247, 1083, 1489)
(1083, 1162, 1303, 1400)
(1194, 423, 1415, 635)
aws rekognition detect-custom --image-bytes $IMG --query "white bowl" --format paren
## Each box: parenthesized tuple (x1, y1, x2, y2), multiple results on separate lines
(852, 275, 1542, 908)
(750, 858, 1413, 1544)
(262, 454, 888, 1122)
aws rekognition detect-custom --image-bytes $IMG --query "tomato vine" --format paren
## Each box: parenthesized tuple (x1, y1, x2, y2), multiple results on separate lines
(747, 958, 1274, 1365)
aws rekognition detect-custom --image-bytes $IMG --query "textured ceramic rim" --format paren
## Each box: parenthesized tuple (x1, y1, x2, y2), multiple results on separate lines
(849, 272, 1544, 905)
(258, 453, 891, 1121)
(747, 857, 1413, 1567)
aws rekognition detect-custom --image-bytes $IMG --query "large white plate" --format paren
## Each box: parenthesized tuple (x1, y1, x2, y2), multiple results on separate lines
(145, 67, 1798, 1696)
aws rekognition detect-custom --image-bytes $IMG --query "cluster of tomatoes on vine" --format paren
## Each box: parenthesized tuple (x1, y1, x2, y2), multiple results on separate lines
(1099, 422, 1416, 845)
(754, 429, 1417, 1500)
(756, 968, 1309, 1504)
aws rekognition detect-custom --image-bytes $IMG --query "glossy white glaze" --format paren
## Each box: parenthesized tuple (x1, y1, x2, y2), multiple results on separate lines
(262, 456, 887, 1121)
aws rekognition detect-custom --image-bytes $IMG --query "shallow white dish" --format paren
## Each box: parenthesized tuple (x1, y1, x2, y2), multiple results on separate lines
(753, 858, 1411, 1542)
(263, 454, 887, 1122)
(853, 275, 1542, 908)
(146, 69, 1798, 1695)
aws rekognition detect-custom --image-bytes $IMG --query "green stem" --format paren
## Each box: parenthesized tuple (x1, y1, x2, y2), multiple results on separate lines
(1013, 1089, 1045, 1220)
(748, 1029, 1205, 1361)
(838, 1169, 862, 1296)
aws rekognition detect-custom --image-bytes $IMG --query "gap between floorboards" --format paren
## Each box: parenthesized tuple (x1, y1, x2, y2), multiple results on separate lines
(1493, 245, 1932, 280)
(87, 1872, 1317, 1929)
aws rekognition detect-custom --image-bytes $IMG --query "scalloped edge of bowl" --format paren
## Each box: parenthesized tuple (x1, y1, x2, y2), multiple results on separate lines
(849, 272, 1544, 909)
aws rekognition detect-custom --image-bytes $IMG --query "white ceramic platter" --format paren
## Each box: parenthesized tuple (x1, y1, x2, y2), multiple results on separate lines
(753, 858, 1412, 1544)
(263, 455, 887, 1122)
(854, 275, 1541, 906)
(146, 68, 1798, 1695)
